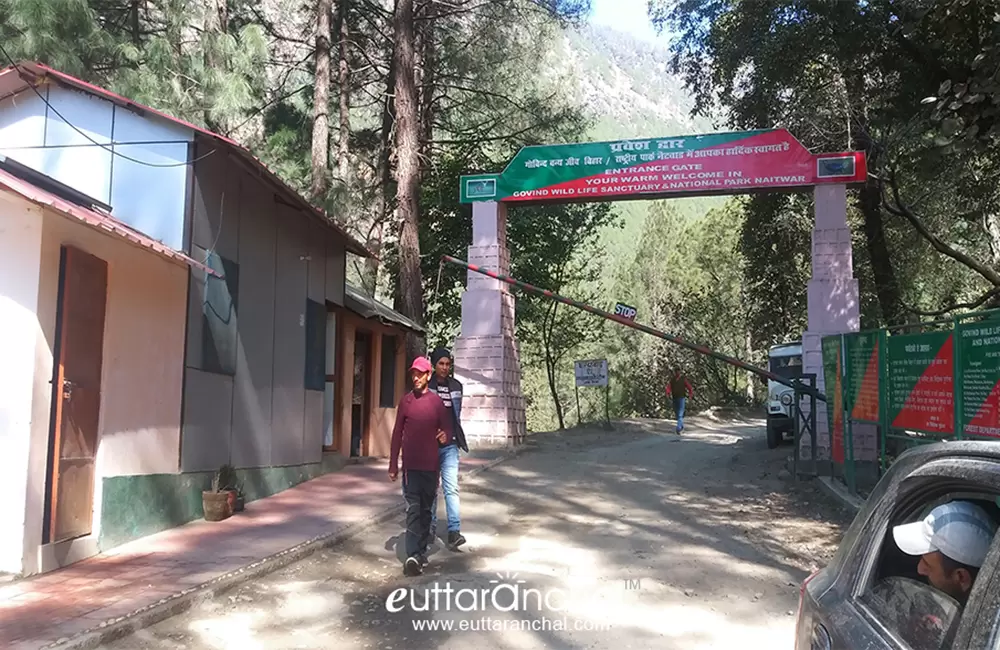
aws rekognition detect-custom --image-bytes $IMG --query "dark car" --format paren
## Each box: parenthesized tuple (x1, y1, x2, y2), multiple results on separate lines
(795, 440, 1000, 650)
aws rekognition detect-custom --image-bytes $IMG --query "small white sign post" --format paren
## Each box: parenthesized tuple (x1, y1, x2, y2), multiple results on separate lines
(574, 359, 611, 428)
(574, 359, 608, 387)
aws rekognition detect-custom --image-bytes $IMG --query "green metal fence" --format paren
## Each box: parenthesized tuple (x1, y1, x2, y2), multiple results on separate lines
(821, 308, 1000, 498)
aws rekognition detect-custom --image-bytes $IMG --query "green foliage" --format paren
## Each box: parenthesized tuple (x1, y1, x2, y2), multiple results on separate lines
(900, 1, 1000, 151)
(651, 0, 1000, 328)
(112, 3, 268, 132)
(1, 0, 268, 132)
(0, 0, 126, 79)
(737, 193, 811, 350)
(3, 0, 847, 431)
(608, 200, 756, 417)
(416, 144, 619, 352)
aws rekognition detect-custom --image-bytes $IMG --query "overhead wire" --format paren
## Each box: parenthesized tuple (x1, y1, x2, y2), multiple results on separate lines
(0, 43, 218, 168)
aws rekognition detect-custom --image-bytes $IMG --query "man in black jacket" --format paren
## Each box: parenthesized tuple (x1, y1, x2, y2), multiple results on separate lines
(428, 346, 469, 551)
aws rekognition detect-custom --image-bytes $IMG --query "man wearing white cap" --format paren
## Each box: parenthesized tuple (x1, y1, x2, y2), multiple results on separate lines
(892, 500, 997, 605)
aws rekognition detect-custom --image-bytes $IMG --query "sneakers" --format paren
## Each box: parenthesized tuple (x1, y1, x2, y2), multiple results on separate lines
(404, 556, 423, 576)
(447, 531, 467, 550)
(418, 553, 429, 567)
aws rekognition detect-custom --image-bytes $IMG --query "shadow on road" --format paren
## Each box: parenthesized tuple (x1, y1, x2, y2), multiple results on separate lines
(110, 416, 855, 650)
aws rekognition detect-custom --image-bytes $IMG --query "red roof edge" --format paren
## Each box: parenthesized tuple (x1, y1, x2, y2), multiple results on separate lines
(0, 167, 220, 277)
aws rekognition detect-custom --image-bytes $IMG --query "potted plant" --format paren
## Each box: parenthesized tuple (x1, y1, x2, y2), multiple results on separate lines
(218, 464, 238, 512)
(233, 481, 245, 512)
(202, 468, 232, 522)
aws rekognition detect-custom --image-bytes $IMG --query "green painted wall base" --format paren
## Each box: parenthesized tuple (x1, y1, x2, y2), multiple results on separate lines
(99, 453, 351, 551)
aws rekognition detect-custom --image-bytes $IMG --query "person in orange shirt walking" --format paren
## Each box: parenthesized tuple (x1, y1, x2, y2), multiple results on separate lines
(667, 367, 694, 434)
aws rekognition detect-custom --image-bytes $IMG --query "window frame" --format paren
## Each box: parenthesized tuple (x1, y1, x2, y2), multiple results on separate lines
(304, 299, 327, 392)
(379, 333, 398, 408)
(849, 457, 1000, 650)
(194, 250, 239, 376)
(972, 534, 1000, 649)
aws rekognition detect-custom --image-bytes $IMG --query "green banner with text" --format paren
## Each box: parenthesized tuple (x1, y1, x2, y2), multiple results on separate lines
(460, 128, 867, 204)
(886, 331, 954, 435)
(958, 320, 1000, 438)
(845, 331, 880, 423)
(822, 335, 846, 464)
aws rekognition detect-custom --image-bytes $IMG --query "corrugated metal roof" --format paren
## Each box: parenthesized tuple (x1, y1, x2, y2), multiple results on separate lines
(0, 61, 373, 258)
(344, 283, 424, 333)
(0, 166, 219, 276)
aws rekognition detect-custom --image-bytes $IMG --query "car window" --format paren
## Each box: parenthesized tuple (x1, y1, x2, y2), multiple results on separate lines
(856, 487, 1000, 650)
(865, 577, 961, 650)
(977, 535, 1000, 649)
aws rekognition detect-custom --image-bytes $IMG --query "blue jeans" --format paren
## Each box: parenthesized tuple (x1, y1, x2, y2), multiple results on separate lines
(672, 397, 686, 432)
(432, 444, 461, 534)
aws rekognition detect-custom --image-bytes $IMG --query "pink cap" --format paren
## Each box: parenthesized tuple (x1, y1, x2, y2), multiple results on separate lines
(410, 356, 433, 373)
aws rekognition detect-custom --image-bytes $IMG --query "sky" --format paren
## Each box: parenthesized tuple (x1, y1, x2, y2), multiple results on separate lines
(588, 0, 666, 43)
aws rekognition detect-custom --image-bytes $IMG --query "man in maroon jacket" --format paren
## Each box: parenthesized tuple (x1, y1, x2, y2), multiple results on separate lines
(389, 356, 452, 576)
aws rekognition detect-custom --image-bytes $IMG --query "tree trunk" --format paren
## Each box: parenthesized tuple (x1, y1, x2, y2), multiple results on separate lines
(416, 0, 436, 170)
(744, 328, 755, 403)
(859, 181, 906, 326)
(547, 352, 565, 429)
(336, 0, 351, 189)
(543, 303, 565, 429)
(856, 131, 905, 326)
(310, 0, 333, 204)
(985, 212, 1000, 268)
(363, 54, 396, 296)
(130, 0, 141, 46)
(392, 0, 425, 360)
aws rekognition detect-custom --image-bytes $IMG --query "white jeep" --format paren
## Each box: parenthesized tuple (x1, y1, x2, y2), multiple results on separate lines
(766, 341, 803, 449)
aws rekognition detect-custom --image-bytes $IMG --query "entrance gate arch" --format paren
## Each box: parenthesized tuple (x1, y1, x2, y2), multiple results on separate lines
(452, 128, 867, 460)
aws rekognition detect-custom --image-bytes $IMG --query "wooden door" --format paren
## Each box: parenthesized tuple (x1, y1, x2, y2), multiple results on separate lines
(47, 246, 108, 544)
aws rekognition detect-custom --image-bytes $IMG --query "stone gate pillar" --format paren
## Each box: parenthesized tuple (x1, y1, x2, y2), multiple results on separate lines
(452, 201, 527, 447)
(801, 184, 860, 461)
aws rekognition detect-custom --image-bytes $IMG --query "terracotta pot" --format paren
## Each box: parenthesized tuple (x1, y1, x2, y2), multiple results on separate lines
(202, 490, 232, 521)
(225, 490, 237, 511)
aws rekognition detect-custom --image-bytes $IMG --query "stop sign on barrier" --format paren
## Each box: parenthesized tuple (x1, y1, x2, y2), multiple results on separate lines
(614, 302, 637, 321)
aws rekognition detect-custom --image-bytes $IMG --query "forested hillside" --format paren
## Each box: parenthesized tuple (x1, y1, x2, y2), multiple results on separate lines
(4, 0, 999, 433)
(517, 26, 741, 429)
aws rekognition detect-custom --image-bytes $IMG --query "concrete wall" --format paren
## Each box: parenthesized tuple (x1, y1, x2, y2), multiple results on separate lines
(181, 140, 349, 472)
(0, 193, 187, 575)
(0, 85, 193, 249)
(801, 184, 860, 462)
(0, 193, 44, 575)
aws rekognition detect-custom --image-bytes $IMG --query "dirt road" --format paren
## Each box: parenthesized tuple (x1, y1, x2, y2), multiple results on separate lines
(103, 414, 855, 649)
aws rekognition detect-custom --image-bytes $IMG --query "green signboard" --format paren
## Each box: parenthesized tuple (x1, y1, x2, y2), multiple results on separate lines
(886, 331, 954, 435)
(844, 331, 880, 423)
(958, 321, 1000, 438)
(822, 335, 846, 464)
(459, 128, 867, 204)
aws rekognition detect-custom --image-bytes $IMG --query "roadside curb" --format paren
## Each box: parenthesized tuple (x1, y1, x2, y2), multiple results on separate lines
(43, 447, 523, 650)
(816, 476, 865, 514)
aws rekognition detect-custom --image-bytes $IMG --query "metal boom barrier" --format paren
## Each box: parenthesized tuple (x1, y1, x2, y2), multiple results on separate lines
(440, 255, 827, 403)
